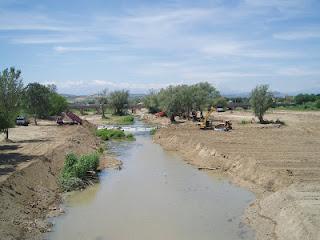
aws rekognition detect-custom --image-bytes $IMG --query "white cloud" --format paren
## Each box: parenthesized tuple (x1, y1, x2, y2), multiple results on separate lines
(273, 30, 320, 40)
(53, 46, 109, 53)
(12, 35, 95, 44)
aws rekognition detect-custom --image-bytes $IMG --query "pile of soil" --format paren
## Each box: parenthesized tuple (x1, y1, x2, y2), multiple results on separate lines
(0, 120, 116, 240)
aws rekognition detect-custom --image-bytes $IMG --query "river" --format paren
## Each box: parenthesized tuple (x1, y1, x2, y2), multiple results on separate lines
(49, 122, 255, 240)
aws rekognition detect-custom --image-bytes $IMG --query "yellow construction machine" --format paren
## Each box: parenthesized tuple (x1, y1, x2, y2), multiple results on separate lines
(199, 107, 215, 130)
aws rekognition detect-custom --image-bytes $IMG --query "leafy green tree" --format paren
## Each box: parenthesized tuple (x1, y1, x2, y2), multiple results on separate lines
(212, 97, 227, 108)
(144, 90, 160, 113)
(24, 83, 51, 125)
(97, 88, 108, 118)
(49, 92, 68, 116)
(109, 90, 129, 115)
(144, 82, 220, 121)
(191, 82, 220, 110)
(250, 85, 273, 123)
(0, 67, 23, 140)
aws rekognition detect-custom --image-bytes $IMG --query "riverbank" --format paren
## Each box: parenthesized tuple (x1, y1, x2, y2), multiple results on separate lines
(150, 110, 320, 240)
(0, 120, 120, 240)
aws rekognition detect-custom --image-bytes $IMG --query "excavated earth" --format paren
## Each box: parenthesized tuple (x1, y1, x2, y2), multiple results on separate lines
(0, 120, 119, 240)
(153, 110, 320, 240)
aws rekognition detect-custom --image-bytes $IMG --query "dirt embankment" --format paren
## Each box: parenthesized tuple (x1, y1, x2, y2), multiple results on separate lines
(0, 120, 118, 240)
(152, 110, 320, 240)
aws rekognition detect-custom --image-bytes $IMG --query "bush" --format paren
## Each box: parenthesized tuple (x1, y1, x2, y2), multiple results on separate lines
(150, 128, 157, 135)
(59, 152, 100, 191)
(119, 115, 134, 124)
(96, 129, 134, 141)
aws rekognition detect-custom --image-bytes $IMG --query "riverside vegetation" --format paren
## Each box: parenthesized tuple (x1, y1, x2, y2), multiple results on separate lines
(58, 152, 100, 192)
(96, 128, 135, 141)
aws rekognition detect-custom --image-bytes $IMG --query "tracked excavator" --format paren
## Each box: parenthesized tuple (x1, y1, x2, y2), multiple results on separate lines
(199, 107, 215, 130)
(199, 107, 232, 131)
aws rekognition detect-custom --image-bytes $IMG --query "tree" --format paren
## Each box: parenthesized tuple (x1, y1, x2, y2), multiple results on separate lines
(24, 83, 51, 125)
(109, 90, 129, 115)
(49, 92, 68, 116)
(250, 85, 273, 123)
(0, 67, 23, 140)
(212, 97, 227, 108)
(97, 88, 108, 118)
(144, 90, 160, 113)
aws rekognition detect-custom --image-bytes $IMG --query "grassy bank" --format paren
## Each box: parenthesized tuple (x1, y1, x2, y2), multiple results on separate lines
(96, 128, 135, 141)
(102, 115, 134, 125)
(59, 152, 100, 192)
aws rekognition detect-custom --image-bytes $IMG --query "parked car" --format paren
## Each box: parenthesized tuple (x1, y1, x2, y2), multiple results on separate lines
(16, 116, 29, 126)
(216, 106, 225, 112)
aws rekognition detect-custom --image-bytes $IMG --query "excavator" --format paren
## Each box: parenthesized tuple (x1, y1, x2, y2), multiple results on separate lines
(199, 107, 232, 131)
(199, 107, 215, 130)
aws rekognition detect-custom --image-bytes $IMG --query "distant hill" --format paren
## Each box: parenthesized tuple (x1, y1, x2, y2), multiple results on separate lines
(60, 93, 146, 103)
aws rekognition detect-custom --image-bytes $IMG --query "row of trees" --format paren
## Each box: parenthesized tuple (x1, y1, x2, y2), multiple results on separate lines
(144, 82, 223, 121)
(0, 67, 68, 140)
(143, 83, 274, 123)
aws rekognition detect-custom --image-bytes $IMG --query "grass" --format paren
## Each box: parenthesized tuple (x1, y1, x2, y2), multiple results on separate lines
(150, 128, 157, 135)
(102, 115, 134, 125)
(274, 102, 320, 111)
(240, 119, 250, 124)
(59, 152, 100, 192)
(96, 128, 135, 141)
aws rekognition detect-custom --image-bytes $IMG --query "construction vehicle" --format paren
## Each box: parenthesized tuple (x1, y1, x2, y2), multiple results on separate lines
(199, 107, 233, 131)
(199, 107, 215, 130)
(56, 111, 82, 125)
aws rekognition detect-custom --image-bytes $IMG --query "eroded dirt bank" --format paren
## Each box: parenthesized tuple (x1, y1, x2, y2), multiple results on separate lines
(0, 120, 118, 240)
(152, 110, 320, 240)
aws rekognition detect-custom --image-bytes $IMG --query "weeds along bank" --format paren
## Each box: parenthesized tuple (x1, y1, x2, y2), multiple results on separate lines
(0, 121, 106, 240)
(152, 111, 320, 240)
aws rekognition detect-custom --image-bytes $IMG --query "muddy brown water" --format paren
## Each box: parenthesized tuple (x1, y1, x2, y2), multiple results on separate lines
(49, 125, 255, 240)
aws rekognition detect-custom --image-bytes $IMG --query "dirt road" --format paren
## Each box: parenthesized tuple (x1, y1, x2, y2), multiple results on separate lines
(0, 120, 117, 240)
(153, 110, 320, 240)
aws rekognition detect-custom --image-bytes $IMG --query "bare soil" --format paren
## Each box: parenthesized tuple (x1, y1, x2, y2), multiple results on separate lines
(152, 110, 320, 240)
(0, 120, 119, 240)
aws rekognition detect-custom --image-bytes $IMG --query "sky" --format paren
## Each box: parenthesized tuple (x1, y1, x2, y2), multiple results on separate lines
(0, 0, 320, 95)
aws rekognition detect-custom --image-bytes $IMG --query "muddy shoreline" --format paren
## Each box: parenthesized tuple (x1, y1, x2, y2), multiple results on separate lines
(150, 110, 320, 240)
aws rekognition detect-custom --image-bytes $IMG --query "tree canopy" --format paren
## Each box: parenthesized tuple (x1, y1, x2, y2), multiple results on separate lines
(0, 67, 23, 140)
(143, 82, 220, 119)
(109, 90, 129, 115)
(24, 83, 51, 124)
(249, 85, 273, 123)
(97, 88, 108, 118)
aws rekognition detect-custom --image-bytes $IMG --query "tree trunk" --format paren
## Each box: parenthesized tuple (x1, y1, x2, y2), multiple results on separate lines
(101, 105, 105, 119)
(258, 115, 264, 123)
(170, 114, 175, 122)
(5, 129, 8, 141)
(34, 115, 37, 125)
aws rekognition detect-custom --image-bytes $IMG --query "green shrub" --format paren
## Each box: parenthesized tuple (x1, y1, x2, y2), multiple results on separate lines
(96, 129, 134, 141)
(58, 177, 84, 192)
(97, 146, 105, 154)
(126, 133, 135, 141)
(59, 152, 100, 191)
(150, 128, 157, 135)
(119, 115, 134, 124)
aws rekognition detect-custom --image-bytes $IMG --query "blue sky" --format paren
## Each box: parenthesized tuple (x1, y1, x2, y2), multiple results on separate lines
(0, 0, 320, 95)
